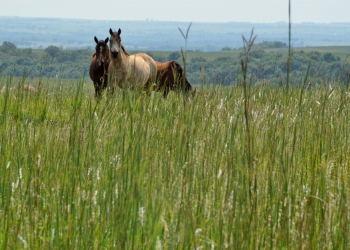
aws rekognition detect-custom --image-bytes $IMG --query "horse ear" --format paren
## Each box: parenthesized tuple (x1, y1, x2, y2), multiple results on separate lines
(118, 28, 121, 35)
(94, 36, 98, 44)
(105, 37, 109, 44)
(109, 28, 113, 35)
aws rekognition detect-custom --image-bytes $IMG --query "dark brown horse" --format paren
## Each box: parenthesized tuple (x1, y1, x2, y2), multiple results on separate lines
(155, 60, 192, 97)
(89, 36, 110, 97)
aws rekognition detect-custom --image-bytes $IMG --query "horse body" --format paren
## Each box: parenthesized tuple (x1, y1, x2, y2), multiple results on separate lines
(22, 84, 37, 93)
(89, 36, 110, 97)
(155, 60, 192, 96)
(108, 28, 157, 93)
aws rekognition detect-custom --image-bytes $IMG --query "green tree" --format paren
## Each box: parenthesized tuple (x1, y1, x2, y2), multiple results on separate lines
(323, 52, 339, 63)
(1, 41, 17, 50)
(0, 41, 17, 53)
(22, 48, 33, 55)
(168, 51, 181, 61)
(251, 50, 266, 59)
(221, 47, 232, 51)
(45, 45, 61, 57)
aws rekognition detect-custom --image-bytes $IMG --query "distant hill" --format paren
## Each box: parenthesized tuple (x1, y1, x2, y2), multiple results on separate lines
(0, 16, 350, 51)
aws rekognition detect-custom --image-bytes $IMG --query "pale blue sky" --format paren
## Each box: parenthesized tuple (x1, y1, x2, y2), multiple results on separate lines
(1, 0, 349, 23)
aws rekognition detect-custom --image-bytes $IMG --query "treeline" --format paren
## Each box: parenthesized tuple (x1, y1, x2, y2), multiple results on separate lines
(0, 42, 91, 79)
(222, 41, 287, 51)
(187, 50, 348, 86)
(0, 41, 349, 86)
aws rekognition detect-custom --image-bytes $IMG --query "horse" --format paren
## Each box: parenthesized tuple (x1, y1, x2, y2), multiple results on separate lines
(89, 36, 110, 97)
(154, 60, 192, 97)
(108, 28, 157, 94)
(22, 84, 37, 93)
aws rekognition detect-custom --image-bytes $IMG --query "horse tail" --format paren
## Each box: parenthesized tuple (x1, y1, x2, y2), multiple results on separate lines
(172, 61, 192, 92)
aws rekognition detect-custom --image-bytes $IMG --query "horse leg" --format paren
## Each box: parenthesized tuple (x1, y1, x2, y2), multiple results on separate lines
(163, 87, 170, 98)
(108, 85, 115, 96)
(143, 77, 156, 94)
(107, 73, 119, 96)
(94, 82, 101, 98)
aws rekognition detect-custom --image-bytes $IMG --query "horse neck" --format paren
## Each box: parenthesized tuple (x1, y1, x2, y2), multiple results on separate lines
(111, 45, 129, 66)
(121, 46, 130, 56)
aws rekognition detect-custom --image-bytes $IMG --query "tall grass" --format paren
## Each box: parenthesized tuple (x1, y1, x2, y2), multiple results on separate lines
(179, 22, 192, 93)
(240, 28, 257, 206)
(0, 73, 350, 248)
(1, 4, 349, 246)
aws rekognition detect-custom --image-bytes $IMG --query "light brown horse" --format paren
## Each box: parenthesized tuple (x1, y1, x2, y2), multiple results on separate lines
(22, 84, 37, 93)
(89, 36, 110, 97)
(108, 28, 157, 94)
(155, 60, 192, 97)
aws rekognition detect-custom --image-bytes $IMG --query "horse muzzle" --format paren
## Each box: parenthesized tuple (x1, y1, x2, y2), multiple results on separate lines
(97, 60, 104, 67)
(111, 51, 119, 59)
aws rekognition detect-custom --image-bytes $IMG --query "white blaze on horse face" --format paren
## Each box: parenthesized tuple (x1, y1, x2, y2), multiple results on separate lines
(97, 45, 103, 66)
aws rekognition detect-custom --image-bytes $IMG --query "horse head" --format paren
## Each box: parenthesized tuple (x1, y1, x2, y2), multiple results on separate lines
(109, 28, 122, 59)
(94, 36, 109, 67)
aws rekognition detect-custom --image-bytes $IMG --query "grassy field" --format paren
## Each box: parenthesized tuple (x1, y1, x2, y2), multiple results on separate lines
(13, 44, 350, 63)
(1, 72, 350, 249)
(144, 45, 350, 62)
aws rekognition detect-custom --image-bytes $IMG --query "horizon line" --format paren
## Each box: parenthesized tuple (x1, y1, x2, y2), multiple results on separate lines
(1, 15, 349, 25)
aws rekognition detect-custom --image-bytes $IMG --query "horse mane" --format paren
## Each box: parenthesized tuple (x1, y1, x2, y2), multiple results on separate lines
(121, 45, 130, 56)
(171, 61, 183, 75)
(171, 61, 192, 92)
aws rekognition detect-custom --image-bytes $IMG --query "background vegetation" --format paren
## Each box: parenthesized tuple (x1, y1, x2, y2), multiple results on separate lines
(1, 41, 349, 86)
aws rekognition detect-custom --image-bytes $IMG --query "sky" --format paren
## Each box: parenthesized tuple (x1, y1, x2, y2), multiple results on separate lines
(1, 0, 350, 23)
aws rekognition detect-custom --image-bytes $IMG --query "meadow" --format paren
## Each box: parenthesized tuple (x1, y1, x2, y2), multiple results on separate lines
(147, 45, 350, 63)
(1, 67, 350, 249)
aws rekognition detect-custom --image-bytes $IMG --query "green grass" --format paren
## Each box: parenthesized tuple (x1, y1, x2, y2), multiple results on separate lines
(0, 74, 350, 249)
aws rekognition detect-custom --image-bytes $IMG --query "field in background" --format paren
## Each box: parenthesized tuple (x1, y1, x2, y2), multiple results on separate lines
(1, 43, 349, 86)
(1, 73, 350, 248)
(2, 17, 350, 51)
(8, 45, 349, 61)
(147, 45, 350, 61)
